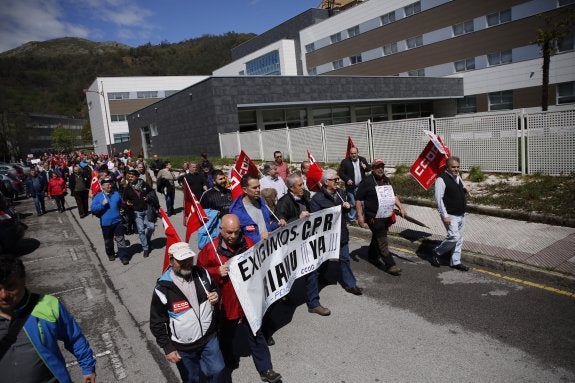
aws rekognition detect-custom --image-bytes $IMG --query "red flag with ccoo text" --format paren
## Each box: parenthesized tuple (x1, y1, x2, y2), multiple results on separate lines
(160, 208, 182, 273)
(410, 131, 451, 190)
(183, 178, 209, 242)
(234, 150, 259, 177)
(306, 149, 323, 192)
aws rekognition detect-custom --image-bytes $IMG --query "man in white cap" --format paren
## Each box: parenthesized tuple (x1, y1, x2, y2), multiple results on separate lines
(149, 242, 224, 383)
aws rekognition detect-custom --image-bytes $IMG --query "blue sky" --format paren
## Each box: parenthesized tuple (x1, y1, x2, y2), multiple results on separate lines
(0, 0, 320, 53)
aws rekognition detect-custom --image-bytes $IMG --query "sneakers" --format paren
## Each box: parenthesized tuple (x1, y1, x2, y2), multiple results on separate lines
(266, 336, 275, 346)
(259, 369, 282, 383)
(345, 286, 364, 295)
(451, 263, 469, 272)
(108, 255, 115, 261)
(386, 265, 402, 276)
(308, 305, 331, 316)
(429, 251, 441, 267)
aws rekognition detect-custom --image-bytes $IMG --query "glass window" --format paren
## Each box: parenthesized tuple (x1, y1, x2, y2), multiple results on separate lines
(453, 20, 474, 36)
(308, 67, 317, 76)
(164, 90, 178, 97)
(557, 81, 575, 104)
(350, 54, 363, 65)
(332, 59, 344, 70)
(113, 133, 130, 143)
(137, 91, 158, 99)
(239, 70, 245, 76)
(111, 114, 127, 122)
(238, 110, 257, 132)
(408, 69, 425, 76)
(558, 35, 574, 52)
(487, 9, 511, 27)
(406, 35, 423, 49)
(454, 57, 475, 72)
(347, 25, 360, 38)
(305, 43, 315, 53)
(262, 109, 285, 123)
(404, 1, 421, 17)
(330, 32, 342, 44)
(383, 42, 398, 55)
(313, 107, 332, 125)
(381, 11, 396, 26)
(107, 92, 129, 100)
(332, 106, 351, 124)
(488, 50, 512, 66)
(457, 96, 477, 114)
(391, 102, 431, 119)
(489, 90, 513, 110)
(246, 50, 281, 75)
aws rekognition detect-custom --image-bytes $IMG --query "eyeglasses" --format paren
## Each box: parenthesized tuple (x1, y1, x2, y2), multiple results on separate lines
(275, 155, 282, 159)
(327, 178, 340, 182)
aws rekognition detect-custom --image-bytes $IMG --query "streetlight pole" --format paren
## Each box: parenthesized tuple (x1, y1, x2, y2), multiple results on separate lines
(83, 82, 113, 157)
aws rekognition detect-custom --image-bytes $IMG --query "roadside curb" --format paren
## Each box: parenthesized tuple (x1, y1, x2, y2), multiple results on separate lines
(348, 226, 575, 291)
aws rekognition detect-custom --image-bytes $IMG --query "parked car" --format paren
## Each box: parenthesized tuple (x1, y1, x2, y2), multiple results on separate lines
(0, 192, 25, 254)
(0, 163, 21, 179)
(9, 163, 30, 179)
(0, 173, 25, 199)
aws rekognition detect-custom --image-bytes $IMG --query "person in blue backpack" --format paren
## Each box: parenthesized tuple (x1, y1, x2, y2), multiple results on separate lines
(0, 256, 97, 382)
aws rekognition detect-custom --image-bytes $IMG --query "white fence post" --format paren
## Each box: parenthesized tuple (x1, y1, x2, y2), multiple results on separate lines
(236, 131, 241, 155)
(320, 123, 327, 163)
(367, 119, 374, 164)
(258, 129, 264, 161)
(286, 125, 293, 163)
(520, 109, 526, 175)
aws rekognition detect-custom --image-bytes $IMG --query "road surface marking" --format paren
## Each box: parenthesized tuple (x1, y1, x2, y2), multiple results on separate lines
(63, 230, 69, 239)
(24, 253, 71, 264)
(52, 286, 84, 296)
(66, 350, 111, 367)
(58, 217, 63, 224)
(80, 277, 93, 299)
(70, 248, 79, 261)
(102, 332, 128, 380)
(475, 268, 574, 298)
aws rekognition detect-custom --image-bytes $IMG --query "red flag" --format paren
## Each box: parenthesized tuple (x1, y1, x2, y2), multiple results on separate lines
(90, 170, 101, 196)
(345, 136, 355, 159)
(183, 179, 209, 242)
(159, 208, 182, 273)
(234, 150, 259, 177)
(306, 149, 323, 192)
(229, 167, 243, 201)
(410, 133, 450, 190)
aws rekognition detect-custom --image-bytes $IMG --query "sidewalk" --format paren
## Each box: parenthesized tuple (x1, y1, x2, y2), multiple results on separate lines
(350, 203, 575, 288)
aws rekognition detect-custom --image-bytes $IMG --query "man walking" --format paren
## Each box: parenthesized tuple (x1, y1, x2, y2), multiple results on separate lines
(0, 257, 97, 382)
(355, 159, 407, 276)
(200, 169, 233, 218)
(338, 146, 371, 223)
(273, 151, 290, 181)
(156, 161, 177, 216)
(197, 214, 282, 383)
(429, 156, 470, 271)
(259, 163, 288, 199)
(150, 242, 224, 383)
(91, 179, 130, 265)
(183, 163, 208, 200)
(69, 164, 91, 218)
(25, 168, 47, 216)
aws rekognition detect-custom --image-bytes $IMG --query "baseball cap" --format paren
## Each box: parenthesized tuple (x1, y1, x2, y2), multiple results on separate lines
(169, 242, 196, 261)
(372, 158, 385, 167)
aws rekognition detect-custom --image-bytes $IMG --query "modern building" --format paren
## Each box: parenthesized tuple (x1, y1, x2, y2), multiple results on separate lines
(24, 113, 86, 155)
(85, 76, 207, 154)
(215, 0, 575, 113)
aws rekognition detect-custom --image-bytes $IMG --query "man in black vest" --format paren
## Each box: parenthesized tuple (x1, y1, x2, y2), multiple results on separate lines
(429, 156, 470, 271)
(338, 146, 370, 223)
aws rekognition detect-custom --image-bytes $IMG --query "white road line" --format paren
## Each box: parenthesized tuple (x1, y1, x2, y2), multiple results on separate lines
(70, 248, 79, 261)
(102, 332, 128, 380)
(63, 230, 69, 239)
(23, 253, 70, 264)
(51, 286, 84, 296)
(80, 277, 93, 299)
(58, 217, 63, 224)
(66, 350, 111, 367)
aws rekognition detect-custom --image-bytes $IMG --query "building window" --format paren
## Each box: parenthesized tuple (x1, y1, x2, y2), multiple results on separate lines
(137, 91, 159, 99)
(454, 58, 476, 72)
(308, 67, 317, 76)
(453, 20, 474, 36)
(350, 54, 363, 65)
(381, 11, 396, 26)
(457, 96, 477, 114)
(330, 32, 342, 44)
(332, 59, 344, 70)
(487, 9, 511, 27)
(383, 42, 398, 55)
(489, 90, 513, 110)
(404, 1, 421, 17)
(558, 35, 574, 52)
(559, 0, 574, 6)
(113, 133, 130, 143)
(488, 50, 512, 66)
(239, 70, 245, 76)
(107, 92, 129, 100)
(305, 43, 315, 53)
(347, 25, 360, 38)
(239, 110, 257, 132)
(406, 35, 423, 49)
(355, 104, 388, 122)
(391, 102, 432, 120)
(246, 50, 281, 75)
(111, 114, 127, 122)
(408, 69, 425, 77)
(164, 90, 178, 97)
(557, 81, 575, 104)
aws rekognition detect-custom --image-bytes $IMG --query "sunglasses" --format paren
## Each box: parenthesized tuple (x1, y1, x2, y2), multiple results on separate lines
(327, 178, 340, 182)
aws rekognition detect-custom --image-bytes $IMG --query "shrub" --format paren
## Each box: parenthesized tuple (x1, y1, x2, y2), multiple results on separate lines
(467, 165, 486, 182)
(393, 164, 410, 175)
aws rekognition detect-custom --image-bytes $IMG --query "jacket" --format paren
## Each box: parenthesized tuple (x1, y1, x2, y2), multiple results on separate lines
(48, 177, 67, 196)
(149, 267, 219, 354)
(310, 186, 350, 244)
(90, 190, 123, 226)
(25, 175, 47, 197)
(197, 235, 255, 321)
(22, 293, 96, 383)
(338, 156, 371, 192)
(276, 190, 311, 223)
(68, 172, 90, 194)
(122, 179, 156, 212)
(229, 195, 279, 243)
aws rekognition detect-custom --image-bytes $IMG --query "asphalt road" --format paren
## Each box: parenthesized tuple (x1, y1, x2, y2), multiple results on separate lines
(9, 191, 575, 383)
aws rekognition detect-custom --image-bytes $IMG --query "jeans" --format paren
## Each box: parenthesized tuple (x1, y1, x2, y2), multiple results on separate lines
(339, 243, 357, 289)
(346, 187, 358, 221)
(134, 210, 155, 251)
(434, 215, 465, 266)
(165, 187, 175, 215)
(219, 318, 273, 372)
(176, 336, 225, 383)
(33, 195, 46, 215)
(101, 222, 128, 260)
(305, 270, 320, 309)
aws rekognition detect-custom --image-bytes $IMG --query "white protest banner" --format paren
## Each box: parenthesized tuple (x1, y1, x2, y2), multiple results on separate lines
(228, 206, 341, 334)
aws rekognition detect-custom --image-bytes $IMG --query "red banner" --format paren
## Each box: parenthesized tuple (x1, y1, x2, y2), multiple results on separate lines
(183, 178, 209, 242)
(229, 167, 243, 201)
(345, 136, 355, 159)
(90, 170, 101, 196)
(306, 150, 323, 192)
(234, 150, 259, 177)
(160, 208, 182, 273)
(410, 135, 450, 190)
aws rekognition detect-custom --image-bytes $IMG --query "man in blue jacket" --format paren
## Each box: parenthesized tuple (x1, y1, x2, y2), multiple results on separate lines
(91, 178, 130, 265)
(25, 167, 47, 216)
(0, 257, 96, 383)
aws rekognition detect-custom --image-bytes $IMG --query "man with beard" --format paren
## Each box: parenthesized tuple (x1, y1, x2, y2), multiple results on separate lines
(200, 169, 232, 219)
(150, 242, 224, 383)
(197, 215, 282, 383)
(355, 158, 407, 276)
(123, 169, 159, 258)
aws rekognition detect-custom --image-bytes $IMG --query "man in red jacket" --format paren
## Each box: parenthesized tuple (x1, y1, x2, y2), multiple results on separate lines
(197, 214, 281, 383)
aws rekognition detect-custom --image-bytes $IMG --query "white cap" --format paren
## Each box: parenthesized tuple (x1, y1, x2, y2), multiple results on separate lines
(168, 242, 196, 261)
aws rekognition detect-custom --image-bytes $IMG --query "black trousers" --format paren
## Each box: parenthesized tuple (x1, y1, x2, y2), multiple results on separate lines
(73, 190, 89, 216)
(367, 217, 396, 267)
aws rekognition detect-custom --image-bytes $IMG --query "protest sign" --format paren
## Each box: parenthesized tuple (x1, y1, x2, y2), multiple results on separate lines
(410, 131, 450, 190)
(228, 206, 341, 334)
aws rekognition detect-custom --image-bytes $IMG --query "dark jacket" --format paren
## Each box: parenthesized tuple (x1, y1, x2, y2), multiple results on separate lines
(122, 179, 156, 212)
(276, 190, 312, 223)
(310, 186, 350, 244)
(183, 172, 207, 200)
(68, 172, 90, 195)
(439, 172, 466, 216)
(355, 174, 394, 220)
(25, 175, 47, 197)
(338, 156, 371, 192)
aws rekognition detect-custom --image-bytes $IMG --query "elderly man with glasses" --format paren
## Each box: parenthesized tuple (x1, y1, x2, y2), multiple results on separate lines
(355, 159, 407, 276)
